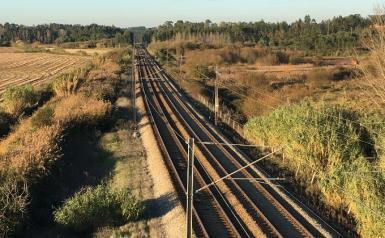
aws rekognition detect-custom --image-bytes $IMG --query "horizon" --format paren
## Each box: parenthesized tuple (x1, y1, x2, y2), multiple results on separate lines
(0, 0, 378, 28)
(0, 12, 376, 29)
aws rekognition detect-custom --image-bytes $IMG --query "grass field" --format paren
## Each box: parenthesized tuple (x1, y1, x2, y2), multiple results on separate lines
(0, 52, 90, 94)
(62, 48, 114, 55)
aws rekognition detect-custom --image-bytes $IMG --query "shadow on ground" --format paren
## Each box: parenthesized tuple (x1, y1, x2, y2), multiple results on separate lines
(141, 192, 179, 220)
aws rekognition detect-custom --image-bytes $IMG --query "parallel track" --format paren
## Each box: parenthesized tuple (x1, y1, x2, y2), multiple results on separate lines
(139, 51, 243, 237)
(137, 47, 341, 238)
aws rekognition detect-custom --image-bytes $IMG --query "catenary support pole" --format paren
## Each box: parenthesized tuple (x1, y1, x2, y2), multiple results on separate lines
(214, 66, 219, 126)
(186, 137, 195, 238)
(132, 42, 137, 131)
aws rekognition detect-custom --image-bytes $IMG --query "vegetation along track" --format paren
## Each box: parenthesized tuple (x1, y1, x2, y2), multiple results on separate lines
(137, 47, 342, 238)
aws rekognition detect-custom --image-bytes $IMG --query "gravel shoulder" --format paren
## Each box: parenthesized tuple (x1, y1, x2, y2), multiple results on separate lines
(136, 81, 186, 237)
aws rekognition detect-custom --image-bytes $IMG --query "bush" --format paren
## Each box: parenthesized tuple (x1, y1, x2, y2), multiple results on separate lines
(80, 80, 117, 102)
(31, 106, 54, 128)
(307, 69, 334, 85)
(275, 51, 289, 64)
(1, 85, 38, 116)
(53, 94, 111, 125)
(54, 184, 143, 232)
(289, 55, 308, 65)
(0, 111, 14, 137)
(332, 67, 360, 81)
(244, 102, 385, 237)
(0, 171, 28, 238)
(256, 53, 279, 65)
(219, 47, 240, 64)
(52, 69, 87, 96)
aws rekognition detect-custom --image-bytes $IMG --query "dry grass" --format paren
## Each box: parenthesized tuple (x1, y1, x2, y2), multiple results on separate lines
(0, 94, 111, 175)
(61, 48, 114, 56)
(0, 122, 62, 175)
(0, 47, 20, 53)
(96, 129, 159, 238)
(54, 94, 111, 124)
(88, 56, 121, 80)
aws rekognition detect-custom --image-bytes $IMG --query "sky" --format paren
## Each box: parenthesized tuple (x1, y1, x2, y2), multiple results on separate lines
(0, 0, 380, 28)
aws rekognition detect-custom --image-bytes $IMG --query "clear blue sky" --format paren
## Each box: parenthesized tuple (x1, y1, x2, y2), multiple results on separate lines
(0, 0, 379, 27)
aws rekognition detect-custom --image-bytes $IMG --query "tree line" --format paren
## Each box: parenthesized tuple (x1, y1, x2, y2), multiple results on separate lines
(0, 23, 149, 46)
(151, 14, 373, 53)
(0, 14, 375, 52)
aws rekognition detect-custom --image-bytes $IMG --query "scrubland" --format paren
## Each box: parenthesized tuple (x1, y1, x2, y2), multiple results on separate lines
(149, 26, 385, 237)
(0, 48, 151, 237)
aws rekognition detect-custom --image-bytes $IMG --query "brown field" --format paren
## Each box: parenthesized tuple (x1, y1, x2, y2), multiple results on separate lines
(0, 47, 21, 53)
(44, 47, 114, 56)
(0, 52, 90, 93)
(218, 64, 347, 80)
(62, 48, 114, 55)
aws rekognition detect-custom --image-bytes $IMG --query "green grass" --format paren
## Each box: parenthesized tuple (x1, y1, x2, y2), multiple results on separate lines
(54, 184, 143, 232)
(244, 101, 385, 237)
(1, 84, 39, 116)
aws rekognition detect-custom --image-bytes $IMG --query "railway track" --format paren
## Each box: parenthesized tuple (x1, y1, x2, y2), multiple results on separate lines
(136, 47, 342, 238)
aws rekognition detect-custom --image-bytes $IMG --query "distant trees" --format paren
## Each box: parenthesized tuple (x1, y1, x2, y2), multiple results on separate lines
(0, 23, 137, 46)
(151, 14, 372, 54)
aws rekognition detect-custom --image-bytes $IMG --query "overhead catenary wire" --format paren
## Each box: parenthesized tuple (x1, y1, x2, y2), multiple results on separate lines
(195, 149, 282, 193)
(216, 81, 383, 151)
(168, 70, 246, 127)
(143, 63, 257, 148)
(171, 62, 383, 158)
(199, 70, 381, 146)
(192, 65, 385, 143)
(141, 55, 252, 237)
(199, 141, 271, 148)
(218, 76, 385, 132)
(141, 79, 187, 143)
(192, 65, 385, 224)
(142, 49, 344, 236)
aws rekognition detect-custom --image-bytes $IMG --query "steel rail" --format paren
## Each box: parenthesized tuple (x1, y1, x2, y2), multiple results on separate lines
(138, 51, 242, 237)
(145, 48, 329, 238)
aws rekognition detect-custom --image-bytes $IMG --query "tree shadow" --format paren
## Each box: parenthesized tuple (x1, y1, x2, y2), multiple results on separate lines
(21, 127, 116, 238)
(140, 192, 179, 220)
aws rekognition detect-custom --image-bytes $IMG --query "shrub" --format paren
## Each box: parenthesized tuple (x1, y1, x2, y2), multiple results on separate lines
(0, 111, 14, 137)
(256, 53, 279, 65)
(289, 55, 308, 65)
(183, 41, 200, 50)
(306, 69, 334, 87)
(275, 51, 289, 64)
(0, 171, 28, 238)
(244, 102, 385, 237)
(0, 94, 110, 175)
(240, 48, 268, 64)
(79, 80, 117, 102)
(1, 85, 38, 116)
(31, 106, 54, 128)
(332, 67, 360, 81)
(54, 184, 143, 232)
(53, 94, 111, 125)
(52, 69, 86, 96)
(219, 47, 240, 64)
